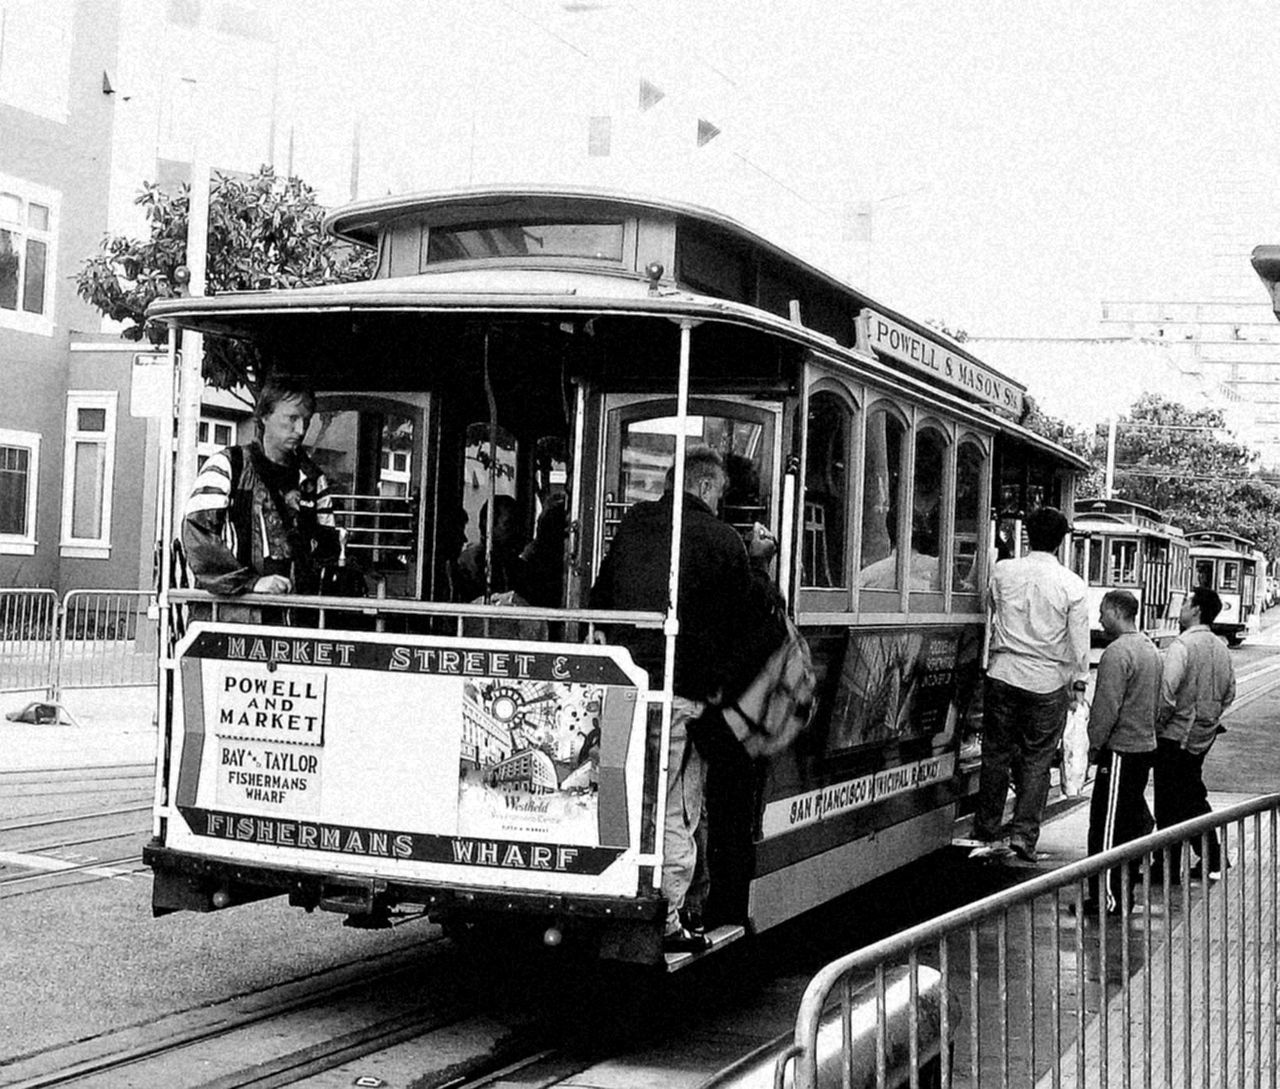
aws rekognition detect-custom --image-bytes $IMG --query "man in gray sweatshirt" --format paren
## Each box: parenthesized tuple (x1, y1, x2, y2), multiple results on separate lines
(1082, 589, 1161, 915)
(1155, 585, 1236, 879)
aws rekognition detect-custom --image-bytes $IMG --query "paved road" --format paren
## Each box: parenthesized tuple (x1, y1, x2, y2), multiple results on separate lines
(1201, 611, 1280, 794)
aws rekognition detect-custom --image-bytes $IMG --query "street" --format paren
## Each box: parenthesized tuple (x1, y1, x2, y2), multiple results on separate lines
(2, 614, 1279, 1086)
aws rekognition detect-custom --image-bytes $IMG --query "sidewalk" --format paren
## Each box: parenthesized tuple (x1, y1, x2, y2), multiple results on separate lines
(1035, 794, 1277, 1089)
(0, 685, 157, 770)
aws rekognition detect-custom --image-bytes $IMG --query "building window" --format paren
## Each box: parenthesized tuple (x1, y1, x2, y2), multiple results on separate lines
(60, 392, 117, 559)
(197, 415, 239, 467)
(0, 174, 57, 334)
(0, 427, 40, 554)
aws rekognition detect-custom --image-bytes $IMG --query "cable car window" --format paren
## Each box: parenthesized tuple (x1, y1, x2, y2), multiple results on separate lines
(859, 405, 906, 589)
(802, 391, 849, 588)
(615, 412, 767, 534)
(908, 427, 945, 591)
(1110, 538, 1138, 585)
(1195, 559, 1214, 587)
(1088, 539, 1105, 584)
(954, 441, 984, 591)
(426, 221, 625, 264)
(306, 401, 423, 597)
(1222, 561, 1239, 591)
(1070, 537, 1086, 579)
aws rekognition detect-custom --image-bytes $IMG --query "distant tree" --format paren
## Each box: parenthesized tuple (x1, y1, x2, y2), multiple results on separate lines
(1098, 393, 1280, 559)
(75, 165, 374, 394)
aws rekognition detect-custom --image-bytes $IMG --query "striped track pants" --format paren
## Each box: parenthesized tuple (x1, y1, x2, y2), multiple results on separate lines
(1086, 749, 1155, 911)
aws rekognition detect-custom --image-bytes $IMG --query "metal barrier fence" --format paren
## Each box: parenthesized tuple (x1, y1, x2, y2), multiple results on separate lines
(55, 589, 157, 697)
(0, 588, 157, 698)
(779, 795, 1280, 1089)
(0, 589, 60, 695)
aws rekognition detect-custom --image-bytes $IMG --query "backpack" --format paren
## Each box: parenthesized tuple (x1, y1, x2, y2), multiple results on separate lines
(718, 614, 816, 758)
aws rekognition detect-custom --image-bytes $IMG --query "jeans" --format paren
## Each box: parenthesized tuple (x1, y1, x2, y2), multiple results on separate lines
(974, 676, 1071, 850)
(1153, 737, 1220, 873)
(662, 696, 706, 934)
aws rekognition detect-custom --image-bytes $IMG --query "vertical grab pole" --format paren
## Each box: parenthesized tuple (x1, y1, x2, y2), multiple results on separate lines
(651, 319, 695, 895)
(779, 462, 797, 609)
(566, 380, 588, 592)
(153, 324, 179, 836)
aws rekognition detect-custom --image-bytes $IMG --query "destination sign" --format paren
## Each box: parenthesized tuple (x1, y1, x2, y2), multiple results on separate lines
(863, 310, 1024, 416)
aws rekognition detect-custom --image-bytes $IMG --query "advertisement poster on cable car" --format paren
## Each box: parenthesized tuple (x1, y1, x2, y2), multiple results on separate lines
(757, 625, 981, 841)
(169, 625, 648, 891)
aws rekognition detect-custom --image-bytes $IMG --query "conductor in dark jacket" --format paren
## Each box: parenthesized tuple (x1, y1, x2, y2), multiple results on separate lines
(590, 446, 752, 952)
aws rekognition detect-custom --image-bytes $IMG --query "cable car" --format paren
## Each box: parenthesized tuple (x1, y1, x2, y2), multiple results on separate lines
(1186, 531, 1258, 646)
(142, 186, 1086, 966)
(1071, 498, 1190, 648)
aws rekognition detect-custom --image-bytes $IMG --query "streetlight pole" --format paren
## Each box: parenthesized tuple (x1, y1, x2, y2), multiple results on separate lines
(1104, 417, 1118, 499)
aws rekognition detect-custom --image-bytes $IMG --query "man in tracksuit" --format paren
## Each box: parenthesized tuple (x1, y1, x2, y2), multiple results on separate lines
(1083, 589, 1161, 915)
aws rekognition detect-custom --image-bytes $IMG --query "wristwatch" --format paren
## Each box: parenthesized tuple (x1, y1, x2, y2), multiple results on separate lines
(1071, 680, 1087, 692)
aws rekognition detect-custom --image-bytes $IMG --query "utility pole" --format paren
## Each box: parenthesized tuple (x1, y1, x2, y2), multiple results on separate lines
(1104, 417, 1118, 499)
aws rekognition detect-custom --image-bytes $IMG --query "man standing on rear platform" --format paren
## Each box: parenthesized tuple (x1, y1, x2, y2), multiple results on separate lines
(1082, 590, 1160, 914)
(589, 447, 753, 953)
(973, 507, 1090, 862)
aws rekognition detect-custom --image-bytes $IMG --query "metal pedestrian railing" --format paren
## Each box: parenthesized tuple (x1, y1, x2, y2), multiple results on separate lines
(0, 588, 158, 698)
(0, 588, 60, 694)
(779, 795, 1280, 1089)
(54, 589, 157, 697)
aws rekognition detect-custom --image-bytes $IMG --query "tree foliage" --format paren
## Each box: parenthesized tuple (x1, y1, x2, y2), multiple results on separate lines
(1016, 390, 1280, 558)
(75, 166, 375, 392)
(1085, 393, 1280, 560)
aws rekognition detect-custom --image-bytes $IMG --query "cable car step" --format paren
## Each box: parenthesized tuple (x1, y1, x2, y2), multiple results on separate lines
(663, 924, 746, 971)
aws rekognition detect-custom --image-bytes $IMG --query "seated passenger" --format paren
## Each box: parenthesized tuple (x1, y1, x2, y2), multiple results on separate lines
(519, 492, 568, 607)
(455, 495, 528, 602)
(857, 490, 942, 591)
(857, 549, 941, 591)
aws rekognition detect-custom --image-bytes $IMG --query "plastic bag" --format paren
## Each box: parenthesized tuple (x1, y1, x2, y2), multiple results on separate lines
(1060, 697, 1091, 797)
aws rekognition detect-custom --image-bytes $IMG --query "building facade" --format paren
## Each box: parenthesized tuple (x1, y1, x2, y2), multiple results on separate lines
(0, 0, 130, 592)
(0, 0, 312, 595)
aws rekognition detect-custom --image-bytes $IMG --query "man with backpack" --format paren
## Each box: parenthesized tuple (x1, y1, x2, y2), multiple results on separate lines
(182, 374, 338, 601)
(589, 447, 753, 954)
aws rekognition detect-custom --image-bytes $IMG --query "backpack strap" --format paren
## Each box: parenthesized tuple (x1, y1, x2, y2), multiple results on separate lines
(227, 443, 244, 490)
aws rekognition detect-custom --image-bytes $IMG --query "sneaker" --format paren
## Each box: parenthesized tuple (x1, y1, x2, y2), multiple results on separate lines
(1187, 862, 1222, 882)
(662, 926, 708, 954)
(1008, 839, 1039, 863)
(679, 908, 706, 935)
(1068, 898, 1123, 918)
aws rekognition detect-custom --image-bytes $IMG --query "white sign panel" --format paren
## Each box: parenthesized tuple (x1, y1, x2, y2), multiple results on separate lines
(863, 311, 1024, 416)
(130, 351, 173, 418)
(761, 753, 956, 839)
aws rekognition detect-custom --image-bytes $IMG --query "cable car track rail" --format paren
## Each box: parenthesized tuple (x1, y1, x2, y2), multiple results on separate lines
(0, 803, 151, 835)
(2, 940, 462, 1089)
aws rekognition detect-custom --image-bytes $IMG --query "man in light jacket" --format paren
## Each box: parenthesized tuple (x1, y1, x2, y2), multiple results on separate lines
(1155, 585, 1236, 880)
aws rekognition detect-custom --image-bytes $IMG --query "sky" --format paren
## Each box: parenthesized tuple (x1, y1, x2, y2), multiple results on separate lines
(260, 0, 1280, 342)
